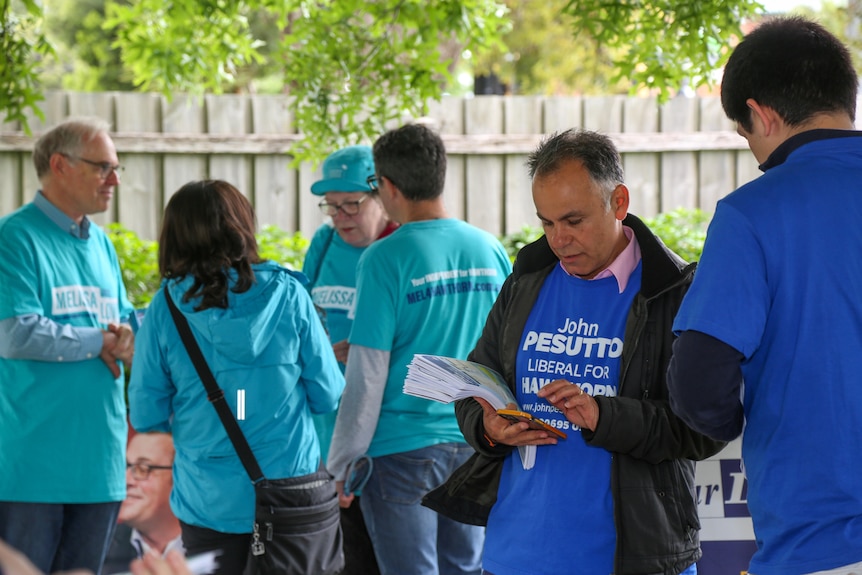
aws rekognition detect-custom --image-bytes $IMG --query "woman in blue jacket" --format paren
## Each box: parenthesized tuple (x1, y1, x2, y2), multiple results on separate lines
(128, 180, 345, 573)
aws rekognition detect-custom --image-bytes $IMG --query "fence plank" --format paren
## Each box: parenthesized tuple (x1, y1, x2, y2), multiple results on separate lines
(543, 96, 583, 133)
(20, 92, 70, 207)
(504, 97, 543, 233)
(584, 96, 624, 132)
(622, 97, 660, 218)
(67, 92, 117, 227)
(428, 96, 467, 222)
(115, 93, 162, 239)
(698, 97, 738, 214)
(0, 154, 21, 217)
(465, 96, 505, 236)
(162, 95, 208, 214)
(660, 97, 699, 212)
(1, 93, 783, 237)
(250, 95, 299, 233)
(298, 160, 325, 239)
(206, 94, 251, 195)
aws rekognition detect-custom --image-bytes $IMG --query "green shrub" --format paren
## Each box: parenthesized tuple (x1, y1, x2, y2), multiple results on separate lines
(107, 224, 312, 308)
(106, 223, 160, 309)
(643, 208, 709, 263)
(256, 225, 310, 271)
(500, 225, 543, 262)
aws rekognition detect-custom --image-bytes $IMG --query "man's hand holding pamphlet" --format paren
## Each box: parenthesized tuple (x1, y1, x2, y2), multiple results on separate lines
(403, 354, 566, 469)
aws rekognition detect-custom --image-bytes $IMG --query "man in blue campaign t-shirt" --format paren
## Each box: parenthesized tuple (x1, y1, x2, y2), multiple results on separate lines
(667, 18, 862, 575)
(0, 118, 134, 574)
(427, 129, 724, 575)
(327, 124, 511, 575)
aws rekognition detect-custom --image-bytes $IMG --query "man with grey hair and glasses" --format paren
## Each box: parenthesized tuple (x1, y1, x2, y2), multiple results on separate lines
(0, 117, 134, 573)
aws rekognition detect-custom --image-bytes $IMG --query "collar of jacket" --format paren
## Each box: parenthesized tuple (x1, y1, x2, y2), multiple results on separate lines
(512, 213, 695, 300)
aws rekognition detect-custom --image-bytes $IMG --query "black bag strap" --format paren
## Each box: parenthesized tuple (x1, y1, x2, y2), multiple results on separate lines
(164, 288, 265, 484)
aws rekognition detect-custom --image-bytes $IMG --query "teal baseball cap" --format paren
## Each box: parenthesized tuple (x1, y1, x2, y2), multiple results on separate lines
(311, 145, 375, 196)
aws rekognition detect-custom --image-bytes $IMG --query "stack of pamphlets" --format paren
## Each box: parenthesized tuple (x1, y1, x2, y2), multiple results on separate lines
(403, 354, 540, 469)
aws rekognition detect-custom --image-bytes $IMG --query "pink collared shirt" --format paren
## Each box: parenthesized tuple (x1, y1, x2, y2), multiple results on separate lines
(560, 225, 641, 293)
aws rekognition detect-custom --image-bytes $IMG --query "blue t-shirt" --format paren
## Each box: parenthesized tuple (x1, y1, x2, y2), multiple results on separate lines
(349, 218, 512, 458)
(0, 202, 133, 503)
(673, 136, 862, 575)
(484, 263, 638, 575)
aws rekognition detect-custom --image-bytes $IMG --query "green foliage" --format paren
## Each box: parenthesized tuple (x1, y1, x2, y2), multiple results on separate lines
(103, 0, 266, 96)
(106, 223, 160, 309)
(274, 0, 511, 162)
(474, 0, 631, 95)
(107, 224, 311, 309)
(39, 0, 135, 92)
(0, 0, 53, 132)
(643, 207, 709, 262)
(563, 0, 763, 101)
(101, 0, 510, 164)
(256, 225, 309, 271)
(500, 225, 543, 262)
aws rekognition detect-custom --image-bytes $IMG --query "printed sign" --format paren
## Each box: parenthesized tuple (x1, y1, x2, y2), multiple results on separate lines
(696, 438, 757, 575)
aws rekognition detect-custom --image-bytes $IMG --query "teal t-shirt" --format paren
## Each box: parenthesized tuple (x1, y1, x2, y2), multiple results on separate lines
(0, 203, 133, 503)
(484, 263, 638, 575)
(349, 219, 512, 458)
(302, 223, 366, 460)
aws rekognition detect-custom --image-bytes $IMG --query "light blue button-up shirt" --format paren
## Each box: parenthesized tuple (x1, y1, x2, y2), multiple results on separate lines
(0, 191, 105, 361)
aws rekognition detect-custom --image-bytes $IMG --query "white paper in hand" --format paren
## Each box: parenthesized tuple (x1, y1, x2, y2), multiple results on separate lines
(404, 354, 537, 469)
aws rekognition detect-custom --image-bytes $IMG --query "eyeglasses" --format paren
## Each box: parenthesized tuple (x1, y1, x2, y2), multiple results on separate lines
(318, 194, 370, 216)
(63, 154, 124, 179)
(366, 175, 379, 194)
(126, 461, 172, 480)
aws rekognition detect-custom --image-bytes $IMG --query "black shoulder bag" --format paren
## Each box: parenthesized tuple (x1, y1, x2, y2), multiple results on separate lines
(164, 289, 344, 575)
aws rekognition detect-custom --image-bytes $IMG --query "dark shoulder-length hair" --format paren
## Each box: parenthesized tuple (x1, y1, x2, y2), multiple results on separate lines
(158, 180, 262, 311)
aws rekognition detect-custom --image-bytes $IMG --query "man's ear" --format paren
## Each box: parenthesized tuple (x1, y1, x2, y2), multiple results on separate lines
(611, 184, 630, 222)
(48, 152, 68, 176)
(746, 98, 782, 137)
(380, 176, 400, 201)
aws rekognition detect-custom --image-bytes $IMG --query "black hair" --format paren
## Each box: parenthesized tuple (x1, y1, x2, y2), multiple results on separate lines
(158, 180, 262, 311)
(372, 123, 447, 201)
(527, 129, 624, 206)
(721, 16, 857, 131)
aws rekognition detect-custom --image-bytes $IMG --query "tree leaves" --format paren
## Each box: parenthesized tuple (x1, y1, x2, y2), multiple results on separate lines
(1, 0, 54, 132)
(562, 0, 763, 101)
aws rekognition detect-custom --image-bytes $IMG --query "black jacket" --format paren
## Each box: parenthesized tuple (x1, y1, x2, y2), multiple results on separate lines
(424, 214, 726, 575)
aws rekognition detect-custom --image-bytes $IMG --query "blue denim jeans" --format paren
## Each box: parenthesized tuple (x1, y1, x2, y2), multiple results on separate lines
(359, 443, 484, 575)
(0, 500, 121, 574)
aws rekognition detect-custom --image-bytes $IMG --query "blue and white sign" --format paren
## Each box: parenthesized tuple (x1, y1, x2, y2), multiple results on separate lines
(696, 438, 757, 575)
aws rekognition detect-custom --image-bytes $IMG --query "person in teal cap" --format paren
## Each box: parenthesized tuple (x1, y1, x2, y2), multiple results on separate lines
(303, 145, 396, 575)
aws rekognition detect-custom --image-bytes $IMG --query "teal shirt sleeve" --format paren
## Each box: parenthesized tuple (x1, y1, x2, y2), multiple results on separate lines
(294, 279, 346, 414)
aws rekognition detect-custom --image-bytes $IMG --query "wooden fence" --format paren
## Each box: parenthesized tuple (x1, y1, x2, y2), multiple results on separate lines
(0, 90, 766, 241)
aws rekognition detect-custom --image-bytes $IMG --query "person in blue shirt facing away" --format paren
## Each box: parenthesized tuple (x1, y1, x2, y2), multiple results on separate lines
(667, 16, 862, 575)
(128, 180, 344, 574)
(327, 123, 512, 575)
(426, 129, 725, 575)
(0, 117, 135, 574)
(303, 145, 396, 575)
